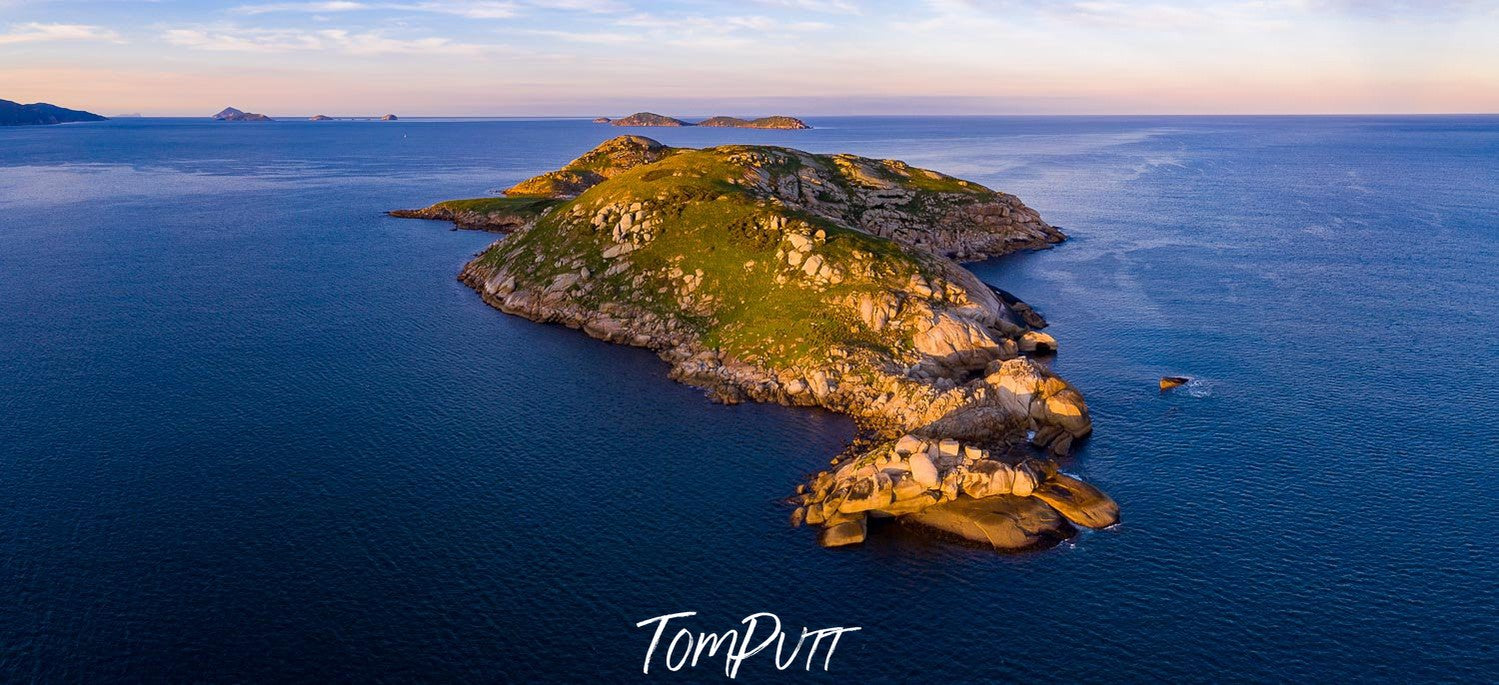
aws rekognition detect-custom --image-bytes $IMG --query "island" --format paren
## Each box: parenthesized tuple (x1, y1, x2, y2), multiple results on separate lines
(1, 98, 107, 126)
(610, 111, 811, 129)
(381, 114, 398, 121)
(611, 112, 690, 127)
(698, 115, 812, 130)
(310, 114, 334, 121)
(211, 107, 272, 122)
(391, 136, 1116, 551)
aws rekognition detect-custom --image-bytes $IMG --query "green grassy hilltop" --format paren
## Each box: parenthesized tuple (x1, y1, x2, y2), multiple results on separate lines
(400, 135, 1064, 373)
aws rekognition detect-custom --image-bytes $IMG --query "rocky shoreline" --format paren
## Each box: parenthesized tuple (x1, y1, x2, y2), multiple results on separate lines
(394, 135, 1117, 552)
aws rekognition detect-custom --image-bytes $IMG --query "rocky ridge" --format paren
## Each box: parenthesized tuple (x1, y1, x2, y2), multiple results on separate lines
(392, 135, 1116, 551)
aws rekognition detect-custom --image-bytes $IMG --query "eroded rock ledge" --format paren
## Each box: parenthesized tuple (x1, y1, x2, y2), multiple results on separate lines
(392, 135, 1116, 552)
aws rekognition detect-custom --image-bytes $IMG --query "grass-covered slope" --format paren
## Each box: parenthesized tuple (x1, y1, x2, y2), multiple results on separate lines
(504, 135, 679, 198)
(477, 147, 941, 371)
(393, 136, 1114, 551)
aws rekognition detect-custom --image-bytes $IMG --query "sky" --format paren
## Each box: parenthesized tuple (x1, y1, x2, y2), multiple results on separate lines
(1, 0, 1496, 116)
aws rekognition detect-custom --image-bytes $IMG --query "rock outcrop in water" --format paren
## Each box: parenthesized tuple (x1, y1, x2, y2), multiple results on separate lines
(1160, 376, 1190, 391)
(0, 99, 106, 126)
(392, 135, 1115, 551)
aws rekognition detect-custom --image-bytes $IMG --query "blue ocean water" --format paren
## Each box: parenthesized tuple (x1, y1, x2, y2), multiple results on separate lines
(1, 116, 1496, 682)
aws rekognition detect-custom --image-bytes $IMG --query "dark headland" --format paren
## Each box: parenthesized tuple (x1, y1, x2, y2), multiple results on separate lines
(391, 135, 1115, 552)
(0, 99, 107, 126)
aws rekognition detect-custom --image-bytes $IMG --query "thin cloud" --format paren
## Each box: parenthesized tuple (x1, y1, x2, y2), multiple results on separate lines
(913, 0, 1303, 32)
(524, 0, 627, 11)
(162, 25, 502, 55)
(403, 1, 519, 18)
(616, 12, 831, 34)
(233, 1, 519, 17)
(0, 22, 124, 45)
(752, 0, 861, 14)
(230, 0, 623, 17)
(524, 28, 644, 44)
(921, 0, 1495, 31)
(1051, 1, 1296, 30)
(593, 12, 833, 50)
(232, 0, 373, 14)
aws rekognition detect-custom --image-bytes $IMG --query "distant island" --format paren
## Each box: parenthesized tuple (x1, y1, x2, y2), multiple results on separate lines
(392, 136, 1114, 552)
(1, 99, 107, 126)
(698, 115, 812, 129)
(611, 112, 689, 127)
(212, 107, 272, 122)
(609, 111, 811, 129)
(112, 113, 143, 118)
(307, 114, 398, 121)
